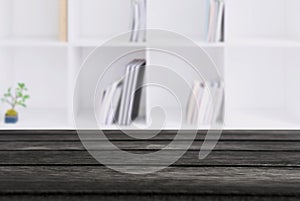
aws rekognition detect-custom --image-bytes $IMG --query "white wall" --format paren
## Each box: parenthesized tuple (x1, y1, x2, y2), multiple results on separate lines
(11, 47, 68, 110)
(148, 0, 208, 41)
(286, 0, 300, 41)
(0, 0, 12, 38)
(0, 48, 13, 113)
(12, 0, 59, 37)
(226, 0, 286, 40)
(226, 47, 285, 110)
(79, 0, 131, 39)
(286, 48, 300, 121)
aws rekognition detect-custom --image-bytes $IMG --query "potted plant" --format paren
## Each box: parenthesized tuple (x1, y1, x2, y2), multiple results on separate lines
(1, 83, 30, 124)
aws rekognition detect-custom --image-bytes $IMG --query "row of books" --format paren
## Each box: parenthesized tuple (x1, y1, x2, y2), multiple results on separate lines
(207, 0, 225, 42)
(59, 0, 223, 43)
(98, 59, 146, 126)
(99, 73, 222, 126)
(186, 81, 223, 125)
(130, 0, 147, 42)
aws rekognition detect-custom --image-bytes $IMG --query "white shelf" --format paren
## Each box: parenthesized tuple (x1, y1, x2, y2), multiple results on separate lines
(76, 110, 148, 130)
(227, 38, 300, 47)
(0, 109, 71, 130)
(70, 37, 146, 47)
(225, 109, 300, 129)
(76, 109, 210, 130)
(147, 36, 225, 48)
(0, 108, 299, 130)
(0, 0, 299, 130)
(0, 36, 67, 47)
(3, 37, 300, 48)
(146, 107, 211, 130)
(70, 36, 224, 48)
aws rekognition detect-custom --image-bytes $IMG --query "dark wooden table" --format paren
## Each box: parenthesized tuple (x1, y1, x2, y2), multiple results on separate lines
(0, 130, 299, 201)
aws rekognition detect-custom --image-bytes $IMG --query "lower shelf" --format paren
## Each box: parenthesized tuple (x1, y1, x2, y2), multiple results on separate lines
(0, 109, 299, 130)
(0, 109, 71, 130)
(225, 109, 300, 129)
(0, 36, 67, 47)
(75, 110, 148, 130)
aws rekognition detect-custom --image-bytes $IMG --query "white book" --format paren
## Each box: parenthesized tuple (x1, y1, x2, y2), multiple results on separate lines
(140, 0, 147, 42)
(204, 82, 216, 124)
(205, 81, 223, 124)
(98, 88, 107, 118)
(130, 2, 136, 42)
(106, 81, 123, 125)
(122, 61, 139, 125)
(207, 0, 217, 42)
(213, 87, 224, 123)
(131, 62, 146, 120)
(99, 84, 113, 125)
(98, 88, 108, 124)
(125, 60, 145, 125)
(196, 83, 210, 125)
(215, 0, 225, 42)
(118, 61, 135, 125)
(186, 81, 200, 124)
(130, 1, 140, 42)
(206, 82, 224, 123)
(193, 82, 206, 124)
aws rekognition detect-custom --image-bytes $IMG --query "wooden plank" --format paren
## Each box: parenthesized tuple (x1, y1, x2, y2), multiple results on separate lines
(0, 150, 299, 166)
(0, 131, 298, 200)
(0, 130, 300, 141)
(59, 0, 68, 41)
(0, 195, 299, 201)
(0, 166, 298, 196)
(0, 141, 299, 151)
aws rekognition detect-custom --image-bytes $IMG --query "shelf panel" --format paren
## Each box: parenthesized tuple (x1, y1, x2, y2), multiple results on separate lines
(0, 109, 71, 130)
(76, 110, 148, 130)
(3, 37, 300, 48)
(76, 109, 211, 130)
(0, 36, 67, 47)
(70, 37, 146, 47)
(225, 109, 300, 129)
(70, 37, 224, 48)
(227, 38, 300, 47)
(145, 107, 212, 130)
(0, 108, 299, 130)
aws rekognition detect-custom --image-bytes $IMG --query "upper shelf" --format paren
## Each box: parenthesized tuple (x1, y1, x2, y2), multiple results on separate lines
(0, 36, 67, 47)
(2, 37, 300, 48)
(226, 38, 300, 48)
(0, 0, 300, 48)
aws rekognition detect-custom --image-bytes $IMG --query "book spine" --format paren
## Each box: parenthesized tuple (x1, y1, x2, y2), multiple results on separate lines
(196, 83, 210, 125)
(207, 0, 216, 42)
(59, 0, 68, 42)
(215, 0, 224, 42)
(139, 0, 147, 42)
(118, 64, 133, 125)
(131, 61, 146, 122)
(186, 81, 200, 124)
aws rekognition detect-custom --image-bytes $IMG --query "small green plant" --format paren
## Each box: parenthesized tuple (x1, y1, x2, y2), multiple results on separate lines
(1, 83, 30, 112)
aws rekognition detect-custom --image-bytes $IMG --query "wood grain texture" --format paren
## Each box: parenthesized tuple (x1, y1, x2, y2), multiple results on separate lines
(0, 195, 299, 201)
(0, 151, 299, 166)
(0, 141, 299, 151)
(0, 130, 300, 141)
(0, 130, 299, 201)
(0, 166, 299, 195)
